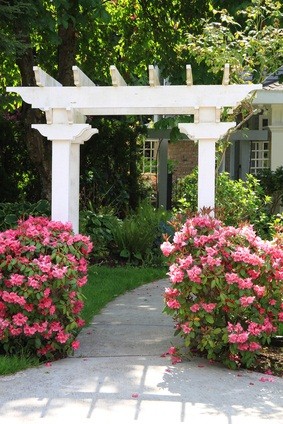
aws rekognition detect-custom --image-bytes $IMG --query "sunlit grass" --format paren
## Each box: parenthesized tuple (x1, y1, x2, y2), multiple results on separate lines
(0, 354, 40, 376)
(81, 265, 167, 325)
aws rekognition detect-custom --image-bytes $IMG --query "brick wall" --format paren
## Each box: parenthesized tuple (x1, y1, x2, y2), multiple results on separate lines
(168, 139, 198, 181)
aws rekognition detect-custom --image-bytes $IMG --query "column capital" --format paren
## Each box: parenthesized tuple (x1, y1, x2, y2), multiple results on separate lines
(178, 122, 236, 141)
(32, 124, 98, 143)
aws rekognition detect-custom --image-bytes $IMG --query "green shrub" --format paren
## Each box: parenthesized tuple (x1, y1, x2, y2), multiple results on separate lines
(79, 210, 119, 261)
(110, 201, 172, 265)
(0, 216, 92, 360)
(173, 170, 271, 237)
(0, 200, 50, 231)
(161, 214, 283, 370)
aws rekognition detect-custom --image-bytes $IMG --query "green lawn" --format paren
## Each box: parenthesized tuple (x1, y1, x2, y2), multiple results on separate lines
(81, 265, 167, 325)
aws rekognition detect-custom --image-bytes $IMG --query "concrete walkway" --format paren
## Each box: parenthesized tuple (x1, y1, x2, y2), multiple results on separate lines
(0, 278, 282, 424)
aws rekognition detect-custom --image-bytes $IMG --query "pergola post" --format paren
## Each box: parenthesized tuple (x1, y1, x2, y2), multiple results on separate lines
(179, 122, 236, 212)
(32, 124, 98, 233)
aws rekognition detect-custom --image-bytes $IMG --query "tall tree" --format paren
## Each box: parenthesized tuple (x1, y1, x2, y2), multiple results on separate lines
(0, 0, 212, 204)
(182, 0, 283, 83)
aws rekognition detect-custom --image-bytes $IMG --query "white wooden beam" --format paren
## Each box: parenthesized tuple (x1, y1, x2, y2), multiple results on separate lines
(33, 66, 62, 87)
(222, 63, 230, 85)
(186, 64, 193, 86)
(148, 65, 160, 86)
(110, 65, 127, 86)
(72, 66, 95, 87)
(7, 84, 261, 116)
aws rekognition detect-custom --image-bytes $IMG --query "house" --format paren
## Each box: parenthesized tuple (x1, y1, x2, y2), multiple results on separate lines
(144, 67, 283, 209)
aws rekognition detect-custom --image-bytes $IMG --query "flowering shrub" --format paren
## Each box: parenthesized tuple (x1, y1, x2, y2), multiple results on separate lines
(0, 216, 92, 360)
(161, 214, 283, 369)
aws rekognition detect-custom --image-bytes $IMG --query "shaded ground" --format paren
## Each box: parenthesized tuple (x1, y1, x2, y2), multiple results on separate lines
(250, 346, 283, 377)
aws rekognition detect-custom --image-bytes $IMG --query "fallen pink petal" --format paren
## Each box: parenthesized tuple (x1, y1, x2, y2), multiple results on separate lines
(259, 377, 274, 383)
(131, 393, 139, 398)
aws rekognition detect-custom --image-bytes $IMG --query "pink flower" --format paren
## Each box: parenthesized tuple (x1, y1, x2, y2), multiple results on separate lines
(181, 322, 192, 334)
(173, 231, 187, 247)
(2, 291, 26, 306)
(186, 265, 202, 283)
(240, 296, 255, 307)
(77, 276, 87, 287)
(167, 346, 177, 355)
(237, 332, 249, 344)
(56, 332, 70, 344)
(178, 255, 193, 270)
(237, 278, 253, 290)
(23, 325, 37, 336)
(167, 299, 181, 309)
(9, 273, 25, 287)
(269, 299, 277, 306)
(71, 340, 80, 350)
(168, 264, 184, 284)
(190, 303, 200, 312)
(237, 343, 249, 351)
(12, 313, 28, 326)
(249, 342, 261, 351)
(248, 322, 262, 336)
(201, 303, 217, 313)
(253, 285, 265, 297)
(161, 241, 175, 257)
(52, 265, 68, 279)
(171, 355, 182, 365)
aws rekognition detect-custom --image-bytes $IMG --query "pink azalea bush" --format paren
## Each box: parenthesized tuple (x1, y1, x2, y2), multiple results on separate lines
(161, 214, 283, 369)
(0, 216, 92, 360)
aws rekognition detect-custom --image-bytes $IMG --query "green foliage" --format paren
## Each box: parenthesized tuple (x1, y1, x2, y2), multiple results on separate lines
(80, 117, 146, 216)
(79, 210, 119, 261)
(173, 170, 271, 237)
(257, 166, 283, 215)
(183, 0, 283, 83)
(0, 114, 42, 201)
(0, 200, 50, 231)
(110, 201, 172, 266)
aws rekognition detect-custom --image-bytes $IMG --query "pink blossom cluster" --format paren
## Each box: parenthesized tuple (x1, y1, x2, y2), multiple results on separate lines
(161, 214, 283, 370)
(0, 216, 93, 359)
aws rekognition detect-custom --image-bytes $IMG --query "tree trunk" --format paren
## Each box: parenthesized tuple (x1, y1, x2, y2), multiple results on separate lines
(57, 1, 79, 85)
(16, 37, 52, 201)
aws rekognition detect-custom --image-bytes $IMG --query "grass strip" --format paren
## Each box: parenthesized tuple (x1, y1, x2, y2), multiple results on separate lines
(0, 354, 40, 376)
(81, 265, 167, 325)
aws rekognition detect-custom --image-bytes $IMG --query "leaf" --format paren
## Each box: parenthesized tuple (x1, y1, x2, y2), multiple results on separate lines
(205, 315, 214, 324)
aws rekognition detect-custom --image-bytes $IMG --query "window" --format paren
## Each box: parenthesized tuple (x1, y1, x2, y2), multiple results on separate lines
(142, 139, 158, 173)
(250, 141, 270, 175)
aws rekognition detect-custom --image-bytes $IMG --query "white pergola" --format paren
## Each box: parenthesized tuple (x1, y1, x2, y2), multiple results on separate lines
(7, 64, 261, 233)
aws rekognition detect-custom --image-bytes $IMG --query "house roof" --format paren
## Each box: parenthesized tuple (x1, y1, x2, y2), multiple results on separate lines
(262, 66, 283, 90)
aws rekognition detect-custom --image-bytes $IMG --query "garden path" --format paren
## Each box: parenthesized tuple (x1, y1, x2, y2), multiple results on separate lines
(0, 279, 282, 423)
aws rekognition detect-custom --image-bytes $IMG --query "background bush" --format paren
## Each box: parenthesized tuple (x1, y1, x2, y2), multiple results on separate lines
(173, 169, 272, 237)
